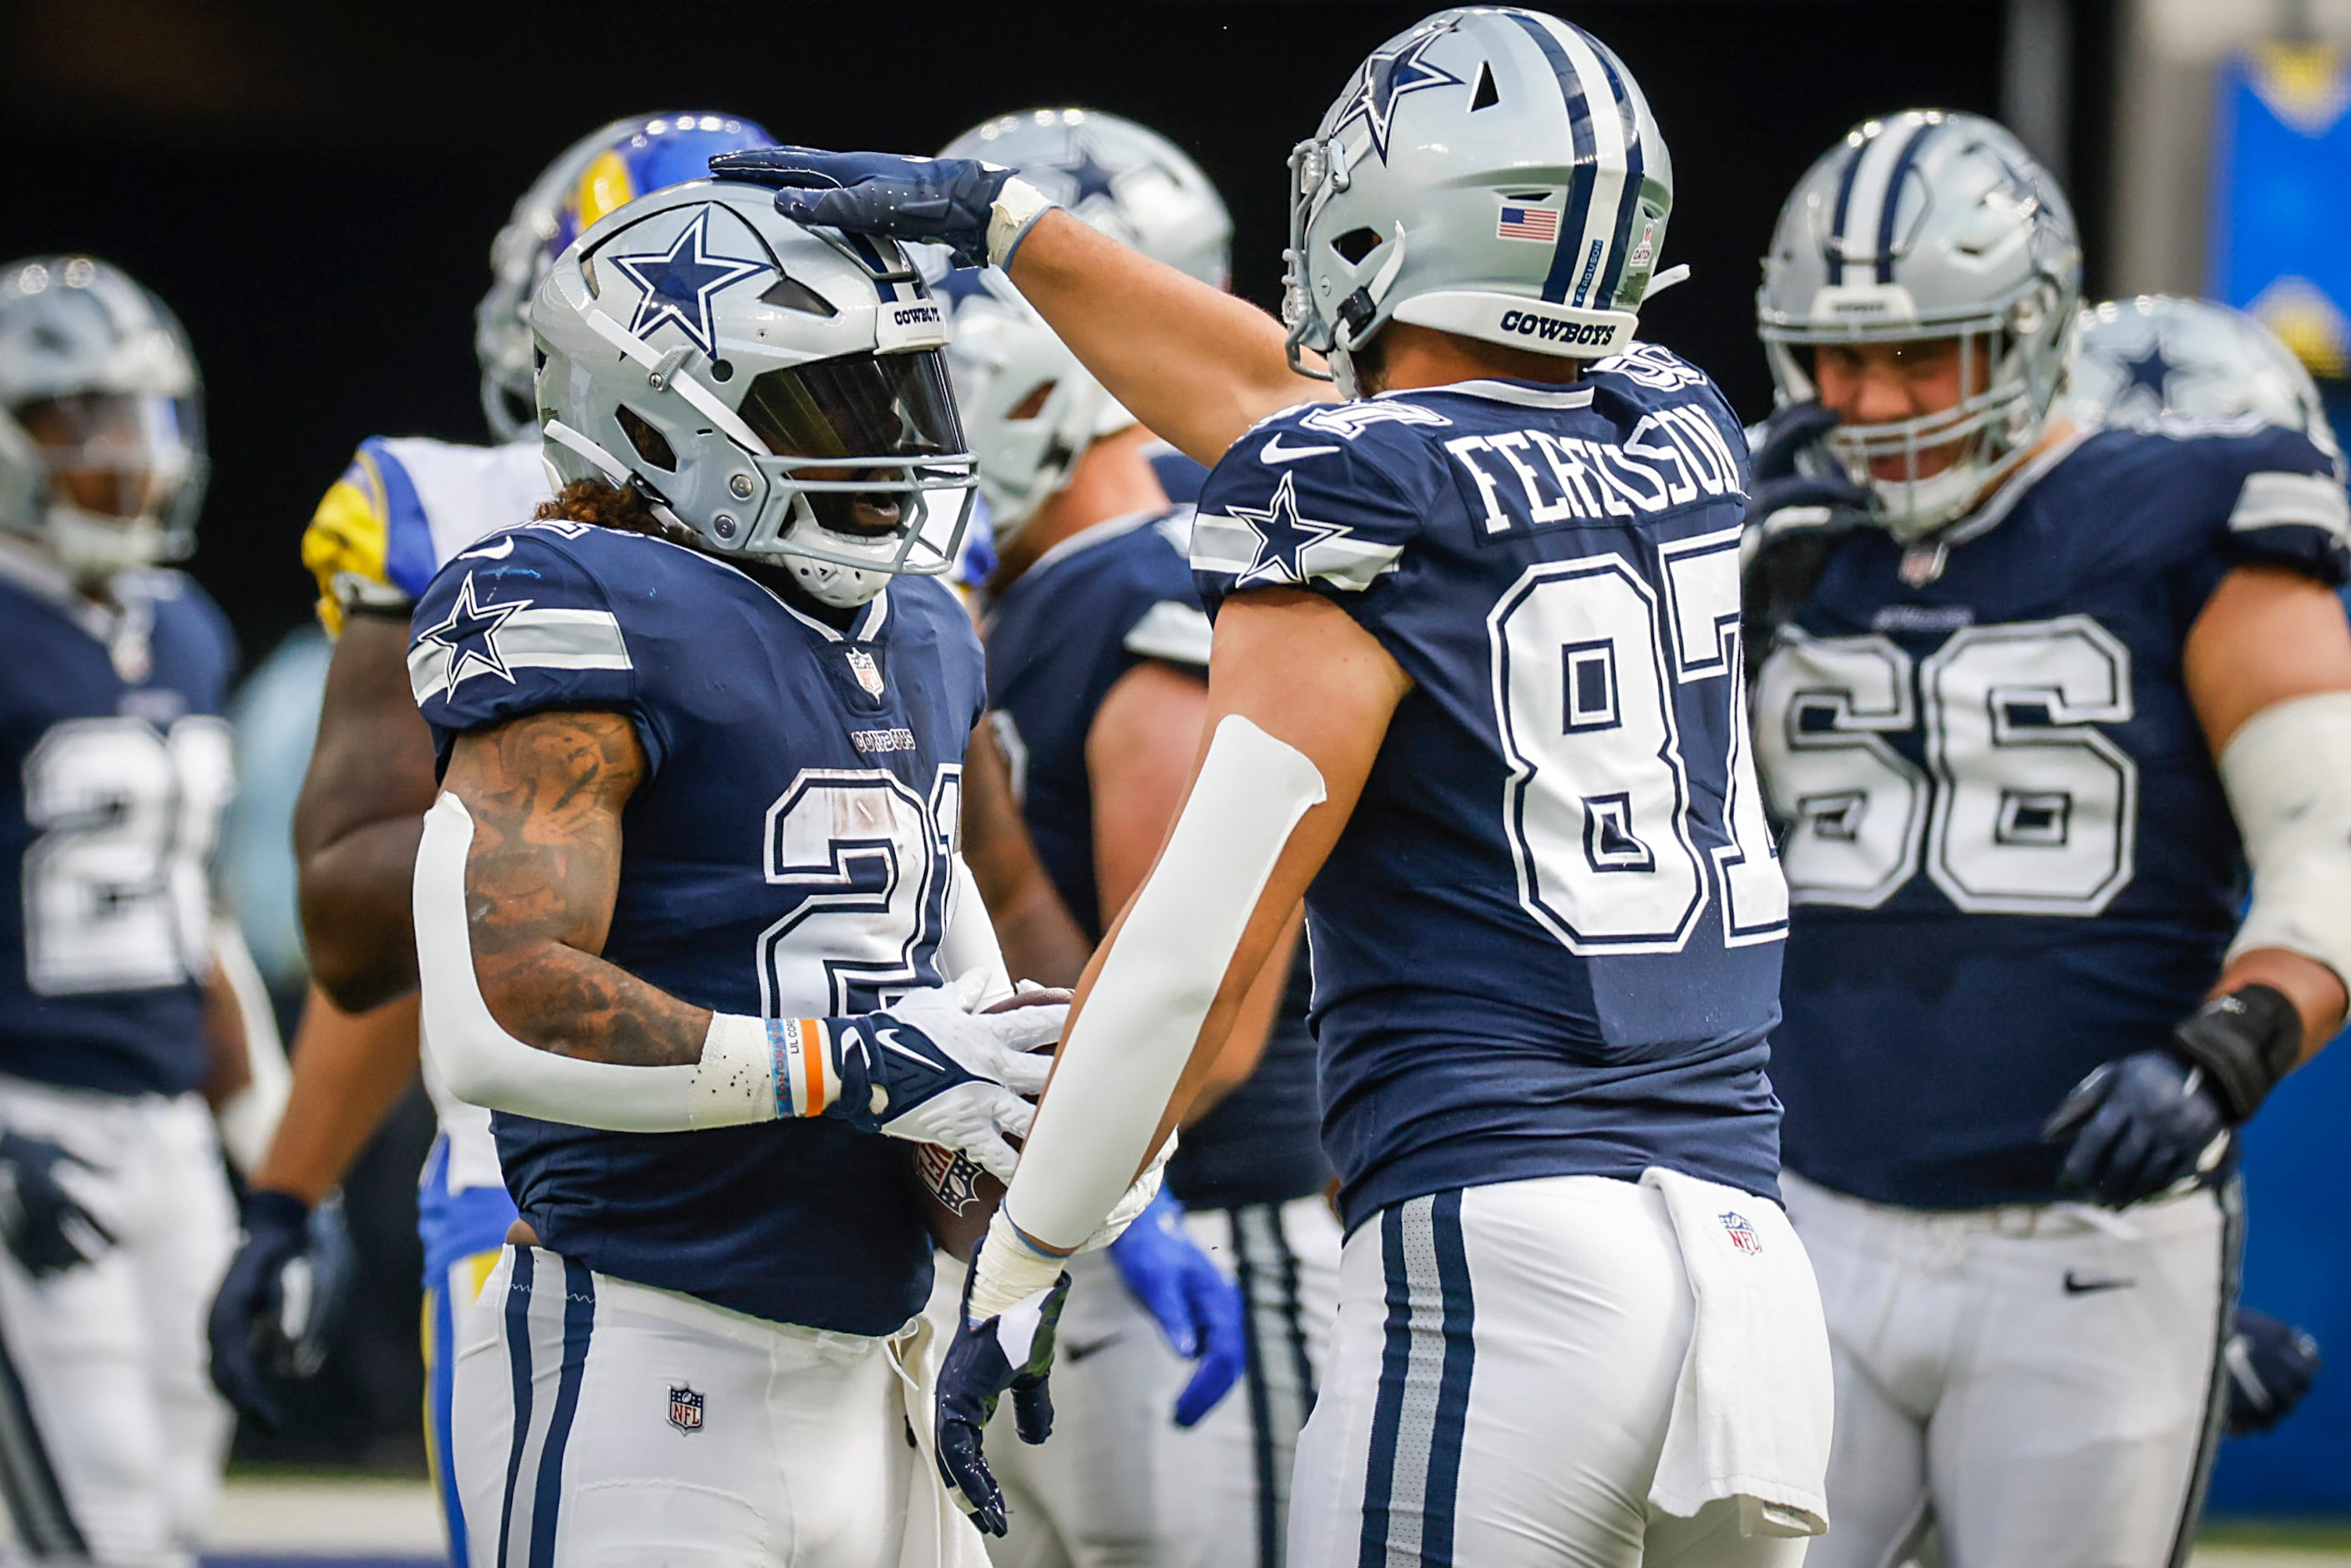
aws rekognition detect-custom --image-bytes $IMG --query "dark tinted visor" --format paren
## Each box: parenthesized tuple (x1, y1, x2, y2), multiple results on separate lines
(738, 349, 964, 463)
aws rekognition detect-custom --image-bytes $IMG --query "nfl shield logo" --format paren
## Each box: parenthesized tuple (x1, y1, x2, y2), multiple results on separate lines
(668, 1384, 704, 1434)
(1720, 1211, 1763, 1256)
(914, 1142, 985, 1216)
(845, 647, 886, 699)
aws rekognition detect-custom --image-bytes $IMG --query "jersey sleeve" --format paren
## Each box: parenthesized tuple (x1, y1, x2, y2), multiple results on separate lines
(407, 530, 650, 769)
(1190, 406, 1429, 637)
(301, 438, 443, 635)
(2212, 424, 2351, 585)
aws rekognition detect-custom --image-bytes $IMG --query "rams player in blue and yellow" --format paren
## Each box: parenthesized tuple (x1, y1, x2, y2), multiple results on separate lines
(1745, 113, 2351, 1566)
(205, 113, 771, 1562)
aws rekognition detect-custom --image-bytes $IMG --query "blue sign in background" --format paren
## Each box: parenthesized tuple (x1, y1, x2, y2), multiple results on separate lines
(2211, 44, 2351, 377)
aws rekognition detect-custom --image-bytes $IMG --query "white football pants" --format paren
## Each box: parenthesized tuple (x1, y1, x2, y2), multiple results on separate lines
(0, 1079, 235, 1567)
(978, 1195, 1340, 1568)
(1288, 1176, 1807, 1568)
(1784, 1173, 2234, 1568)
(453, 1246, 987, 1568)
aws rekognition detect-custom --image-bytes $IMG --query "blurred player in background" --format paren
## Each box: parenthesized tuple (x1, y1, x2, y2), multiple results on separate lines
(943, 108, 1334, 1568)
(720, 8, 1838, 1561)
(205, 113, 772, 1562)
(412, 175, 1110, 1567)
(0, 255, 292, 1565)
(1744, 114, 2351, 1566)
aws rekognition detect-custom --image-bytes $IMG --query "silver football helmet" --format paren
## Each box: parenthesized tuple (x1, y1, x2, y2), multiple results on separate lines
(0, 257, 204, 582)
(2072, 296, 2340, 463)
(533, 181, 976, 608)
(477, 112, 772, 442)
(1285, 8, 1680, 397)
(1757, 110, 2082, 542)
(936, 109, 1232, 547)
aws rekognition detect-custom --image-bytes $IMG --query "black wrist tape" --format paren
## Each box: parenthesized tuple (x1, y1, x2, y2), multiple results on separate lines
(2172, 983, 2303, 1124)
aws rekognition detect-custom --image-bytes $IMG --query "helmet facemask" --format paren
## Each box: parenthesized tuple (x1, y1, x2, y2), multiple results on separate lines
(1763, 278, 2073, 543)
(3, 389, 204, 582)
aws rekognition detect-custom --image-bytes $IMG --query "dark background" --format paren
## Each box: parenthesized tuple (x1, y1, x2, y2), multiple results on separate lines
(0, 0, 2107, 1465)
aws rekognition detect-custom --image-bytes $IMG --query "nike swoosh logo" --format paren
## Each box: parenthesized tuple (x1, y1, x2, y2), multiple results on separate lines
(2063, 1272, 2136, 1296)
(458, 538, 515, 561)
(1259, 434, 1341, 464)
(872, 1027, 933, 1068)
(1062, 1332, 1125, 1364)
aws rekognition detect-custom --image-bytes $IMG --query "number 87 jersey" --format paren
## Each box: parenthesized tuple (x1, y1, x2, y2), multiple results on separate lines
(1192, 343, 1787, 1235)
(1753, 422, 2351, 1210)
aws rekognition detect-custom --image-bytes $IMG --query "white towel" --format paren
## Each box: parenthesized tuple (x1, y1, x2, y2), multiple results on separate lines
(1641, 1166, 1834, 1539)
(886, 1297, 994, 1568)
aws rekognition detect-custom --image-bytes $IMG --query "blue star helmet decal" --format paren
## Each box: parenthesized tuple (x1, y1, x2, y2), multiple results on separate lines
(1229, 470, 1355, 589)
(2121, 344, 2177, 409)
(606, 207, 770, 357)
(1044, 138, 1121, 207)
(419, 572, 530, 690)
(1331, 23, 1466, 164)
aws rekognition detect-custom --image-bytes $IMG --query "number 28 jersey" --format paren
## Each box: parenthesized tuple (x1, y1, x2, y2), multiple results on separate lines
(0, 549, 236, 1096)
(1192, 346, 1787, 1232)
(1757, 424, 2351, 1208)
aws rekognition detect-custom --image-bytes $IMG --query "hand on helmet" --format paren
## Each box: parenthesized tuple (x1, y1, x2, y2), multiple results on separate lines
(1744, 402, 1872, 536)
(711, 149, 1032, 270)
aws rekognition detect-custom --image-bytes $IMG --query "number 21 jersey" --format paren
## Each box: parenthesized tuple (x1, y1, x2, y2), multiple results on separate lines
(1192, 346, 1787, 1232)
(1756, 424, 2351, 1208)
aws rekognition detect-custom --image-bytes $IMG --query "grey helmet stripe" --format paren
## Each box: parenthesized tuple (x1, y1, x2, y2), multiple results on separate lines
(1504, 13, 1601, 306)
(1539, 14, 1634, 311)
(1873, 118, 1945, 283)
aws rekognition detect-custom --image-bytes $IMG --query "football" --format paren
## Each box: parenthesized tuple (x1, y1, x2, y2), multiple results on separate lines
(911, 987, 1071, 1260)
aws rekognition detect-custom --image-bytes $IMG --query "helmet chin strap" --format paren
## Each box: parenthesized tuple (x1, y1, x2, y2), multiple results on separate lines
(45, 506, 164, 584)
(784, 552, 889, 608)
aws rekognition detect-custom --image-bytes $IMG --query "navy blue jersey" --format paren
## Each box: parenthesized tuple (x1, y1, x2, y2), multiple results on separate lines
(411, 523, 987, 1334)
(1755, 425, 2351, 1208)
(985, 511, 1329, 1209)
(0, 552, 236, 1097)
(1192, 346, 1788, 1232)
(1145, 440, 1210, 508)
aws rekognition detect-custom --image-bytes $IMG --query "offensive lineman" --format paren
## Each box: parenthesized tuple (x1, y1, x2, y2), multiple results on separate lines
(0, 257, 282, 1565)
(943, 109, 1336, 1568)
(720, 9, 1836, 1563)
(1744, 114, 2351, 1566)
(205, 114, 771, 1559)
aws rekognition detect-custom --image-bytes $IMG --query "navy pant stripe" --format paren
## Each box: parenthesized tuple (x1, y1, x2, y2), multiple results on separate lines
(528, 1259, 596, 1568)
(1357, 1204, 1413, 1568)
(1274, 1204, 1317, 1410)
(1232, 1208, 1281, 1568)
(1421, 1191, 1475, 1567)
(495, 1247, 536, 1568)
(0, 1301, 84, 1557)
(2166, 1181, 2245, 1568)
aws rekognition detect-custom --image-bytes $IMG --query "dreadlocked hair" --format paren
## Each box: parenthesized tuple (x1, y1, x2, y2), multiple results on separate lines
(534, 478, 669, 539)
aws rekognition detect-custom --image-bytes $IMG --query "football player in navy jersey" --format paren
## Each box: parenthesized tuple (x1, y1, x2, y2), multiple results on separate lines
(1744, 114, 2351, 1567)
(943, 109, 1337, 1568)
(0, 255, 292, 1565)
(407, 177, 1170, 1567)
(719, 10, 1834, 1565)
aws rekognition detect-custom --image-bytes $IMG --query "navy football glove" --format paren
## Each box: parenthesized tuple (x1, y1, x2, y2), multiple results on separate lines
(822, 979, 1059, 1181)
(934, 1237, 1071, 1536)
(710, 148, 1018, 269)
(2224, 1307, 2322, 1436)
(1107, 1187, 1246, 1427)
(0, 1130, 113, 1279)
(206, 1190, 356, 1431)
(2044, 1050, 2231, 1208)
(1743, 401, 1873, 531)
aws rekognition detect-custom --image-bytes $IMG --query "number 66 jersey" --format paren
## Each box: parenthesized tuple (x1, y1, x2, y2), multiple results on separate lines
(1755, 422, 2351, 1209)
(1191, 345, 1787, 1234)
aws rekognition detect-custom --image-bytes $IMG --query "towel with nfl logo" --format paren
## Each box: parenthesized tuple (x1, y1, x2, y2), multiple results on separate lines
(1640, 1166, 1833, 1538)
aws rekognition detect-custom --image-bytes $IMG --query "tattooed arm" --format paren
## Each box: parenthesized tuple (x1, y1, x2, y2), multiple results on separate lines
(438, 707, 712, 1068)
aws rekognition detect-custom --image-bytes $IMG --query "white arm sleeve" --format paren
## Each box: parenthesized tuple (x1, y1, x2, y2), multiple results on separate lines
(2222, 690, 2351, 990)
(937, 852, 1014, 1006)
(996, 716, 1325, 1252)
(208, 917, 290, 1178)
(413, 793, 777, 1132)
